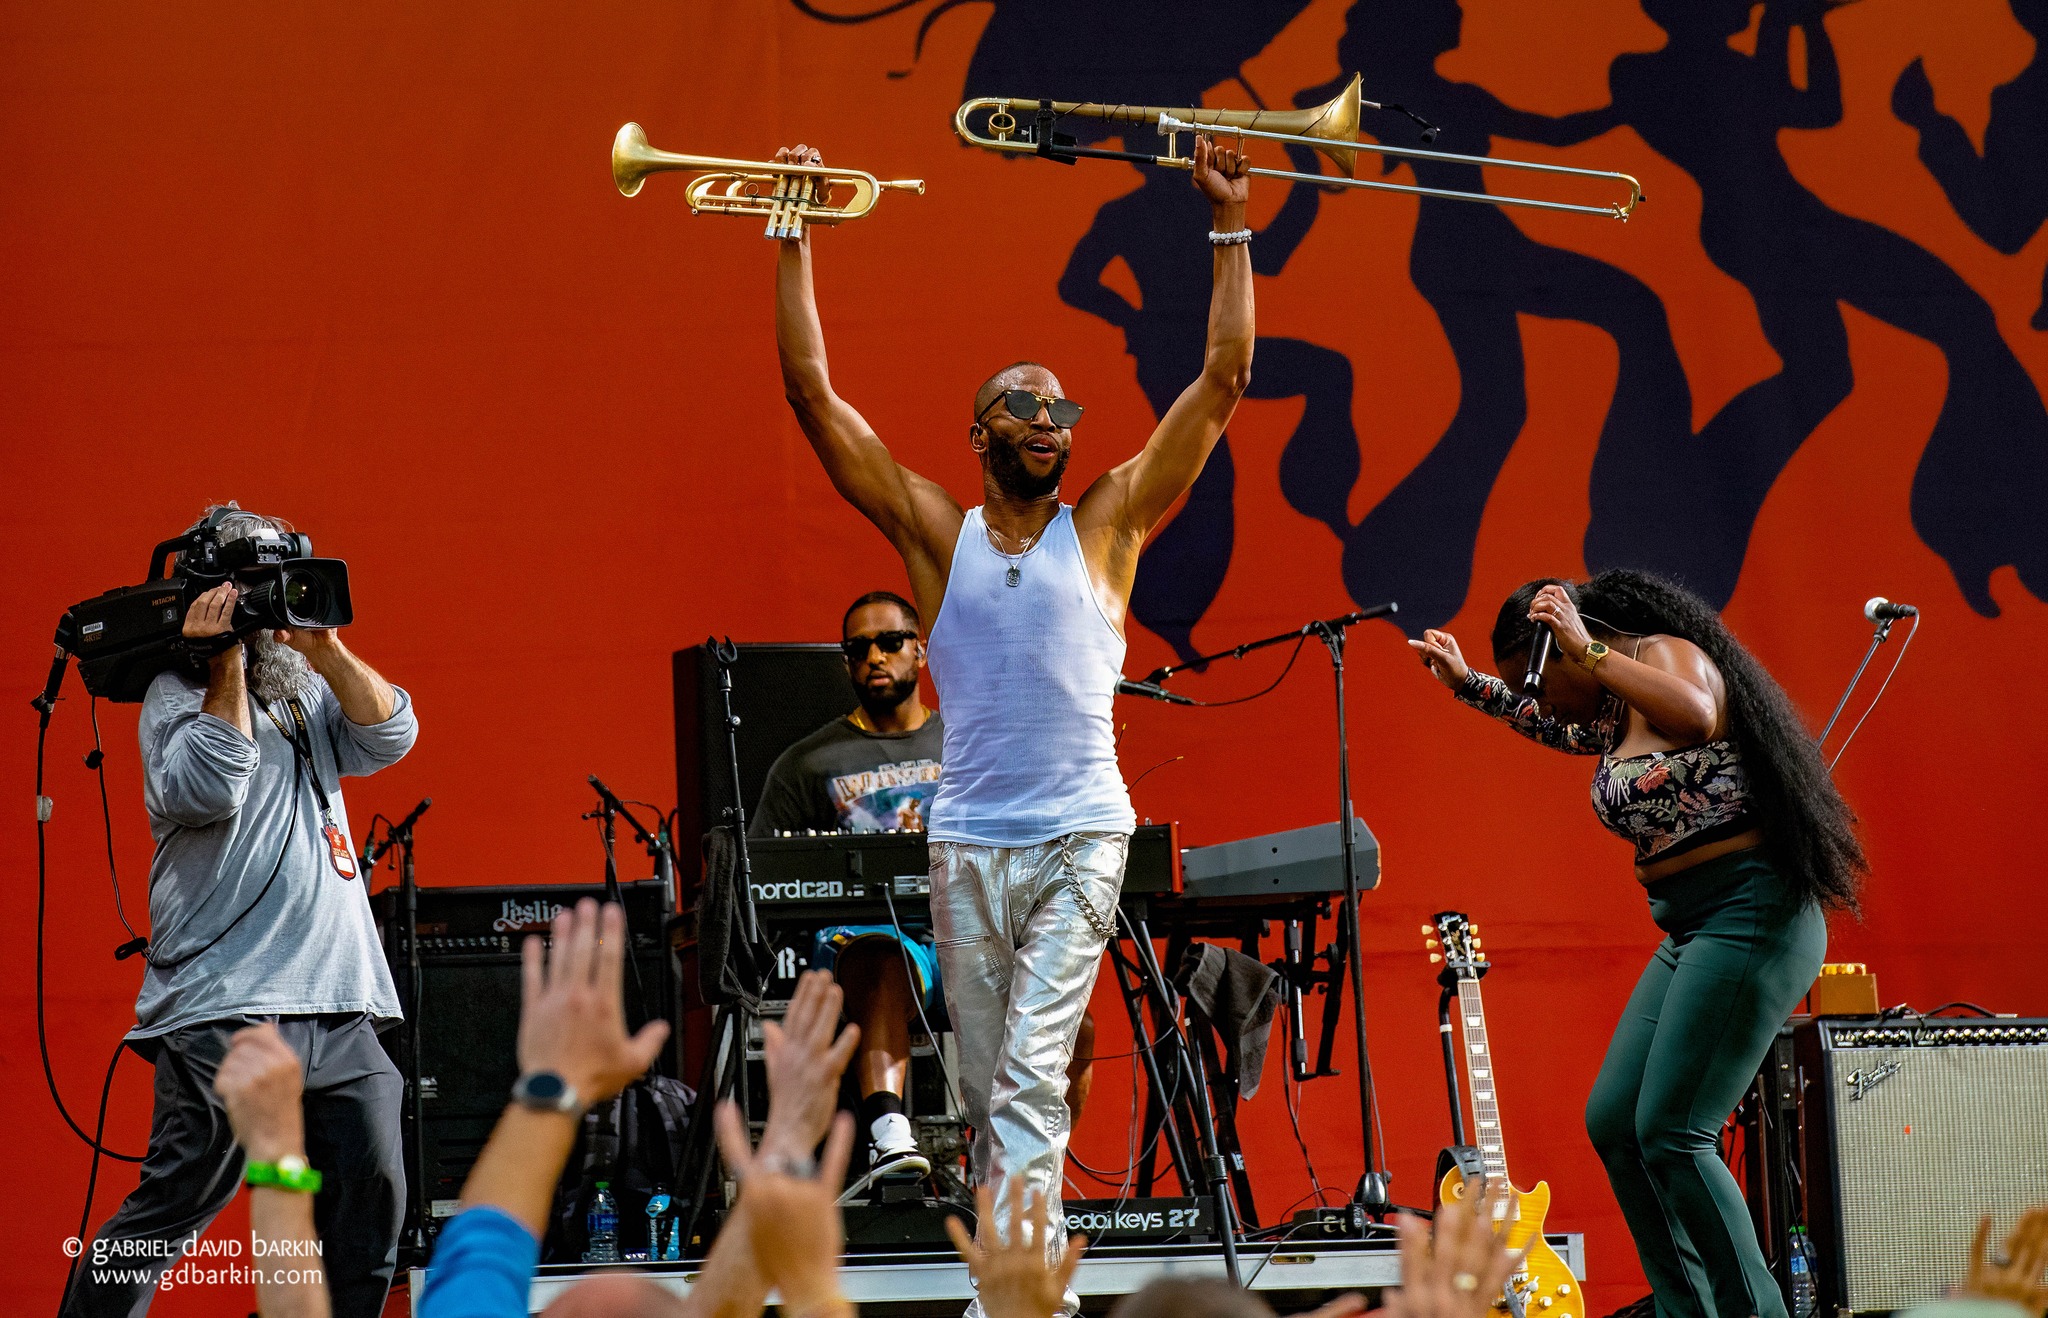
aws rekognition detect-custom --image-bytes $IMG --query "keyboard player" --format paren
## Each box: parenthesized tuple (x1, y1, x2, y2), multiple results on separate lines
(752, 591, 945, 1178)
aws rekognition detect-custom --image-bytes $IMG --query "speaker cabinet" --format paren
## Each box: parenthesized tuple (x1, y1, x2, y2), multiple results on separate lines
(672, 642, 858, 849)
(1797, 1017, 2048, 1315)
(372, 880, 679, 1238)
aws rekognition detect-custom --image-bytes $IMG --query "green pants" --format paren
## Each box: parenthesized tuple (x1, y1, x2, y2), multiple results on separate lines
(1585, 849, 1827, 1318)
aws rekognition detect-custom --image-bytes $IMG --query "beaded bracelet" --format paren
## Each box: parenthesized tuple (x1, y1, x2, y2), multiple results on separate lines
(1208, 228, 1253, 246)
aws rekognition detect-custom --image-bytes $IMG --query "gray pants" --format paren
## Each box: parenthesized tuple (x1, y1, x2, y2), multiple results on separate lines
(930, 831, 1127, 1312)
(60, 1013, 405, 1318)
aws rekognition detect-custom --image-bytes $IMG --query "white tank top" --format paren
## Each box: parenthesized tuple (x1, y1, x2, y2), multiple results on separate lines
(925, 505, 1135, 846)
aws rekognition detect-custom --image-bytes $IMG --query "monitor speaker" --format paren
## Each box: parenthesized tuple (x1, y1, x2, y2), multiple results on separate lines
(672, 642, 856, 848)
(1797, 1016, 2048, 1315)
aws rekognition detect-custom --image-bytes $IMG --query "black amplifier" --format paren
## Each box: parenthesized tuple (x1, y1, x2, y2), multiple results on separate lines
(369, 879, 682, 1239)
(373, 877, 675, 959)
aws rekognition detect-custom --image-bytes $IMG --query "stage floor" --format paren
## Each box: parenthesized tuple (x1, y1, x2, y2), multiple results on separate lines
(406, 1233, 1586, 1315)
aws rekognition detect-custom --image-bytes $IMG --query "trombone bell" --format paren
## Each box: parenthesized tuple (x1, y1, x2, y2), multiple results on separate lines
(611, 122, 925, 238)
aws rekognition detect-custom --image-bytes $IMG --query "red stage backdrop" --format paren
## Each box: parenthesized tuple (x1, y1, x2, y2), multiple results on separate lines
(5, 2, 2046, 1312)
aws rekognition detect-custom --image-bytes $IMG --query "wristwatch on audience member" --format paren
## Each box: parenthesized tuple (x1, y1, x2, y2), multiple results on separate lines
(512, 1069, 582, 1115)
(246, 1154, 323, 1194)
(1579, 640, 1611, 673)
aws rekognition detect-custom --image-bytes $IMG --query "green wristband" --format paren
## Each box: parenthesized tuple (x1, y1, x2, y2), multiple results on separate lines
(245, 1155, 323, 1194)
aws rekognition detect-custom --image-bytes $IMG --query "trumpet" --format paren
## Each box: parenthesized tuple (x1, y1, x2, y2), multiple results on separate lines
(954, 75, 1643, 221)
(611, 123, 925, 239)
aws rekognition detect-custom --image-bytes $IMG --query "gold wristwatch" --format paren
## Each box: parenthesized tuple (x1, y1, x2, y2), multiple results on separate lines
(1580, 640, 1611, 672)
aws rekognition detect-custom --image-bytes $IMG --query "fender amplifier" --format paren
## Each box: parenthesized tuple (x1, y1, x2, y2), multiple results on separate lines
(1796, 1016, 2048, 1315)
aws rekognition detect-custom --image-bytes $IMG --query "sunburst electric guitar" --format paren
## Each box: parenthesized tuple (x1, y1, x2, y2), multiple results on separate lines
(1426, 911, 1582, 1318)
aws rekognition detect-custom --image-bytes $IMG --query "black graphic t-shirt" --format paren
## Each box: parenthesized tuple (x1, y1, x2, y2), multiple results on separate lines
(749, 713, 944, 836)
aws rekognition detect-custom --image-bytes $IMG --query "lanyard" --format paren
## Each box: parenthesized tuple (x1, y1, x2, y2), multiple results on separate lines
(264, 695, 358, 881)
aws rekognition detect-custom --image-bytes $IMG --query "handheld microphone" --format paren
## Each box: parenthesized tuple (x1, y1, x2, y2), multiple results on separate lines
(1863, 597, 1918, 622)
(1116, 677, 1197, 706)
(362, 797, 432, 869)
(1522, 630, 1554, 696)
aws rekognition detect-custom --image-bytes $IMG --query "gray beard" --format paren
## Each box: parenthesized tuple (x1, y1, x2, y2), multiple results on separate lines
(246, 633, 313, 706)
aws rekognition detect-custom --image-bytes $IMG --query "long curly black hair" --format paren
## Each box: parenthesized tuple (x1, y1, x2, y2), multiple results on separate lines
(1491, 569, 1865, 912)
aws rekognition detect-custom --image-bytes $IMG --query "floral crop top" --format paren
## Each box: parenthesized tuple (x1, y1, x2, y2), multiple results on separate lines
(1455, 671, 1753, 862)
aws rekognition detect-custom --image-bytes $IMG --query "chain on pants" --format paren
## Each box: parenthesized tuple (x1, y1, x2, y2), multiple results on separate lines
(930, 831, 1127, 1310)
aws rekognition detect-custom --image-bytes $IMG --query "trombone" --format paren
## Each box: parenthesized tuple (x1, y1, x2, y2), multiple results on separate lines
(611, 123, 925, 239)
(954, 75, 1643, 221)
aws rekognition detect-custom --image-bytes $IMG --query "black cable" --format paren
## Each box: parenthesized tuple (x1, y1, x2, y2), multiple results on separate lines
(1283, 1037, 1329, 1205)
(1922, 1001, 1998, 1018)
(35, 717, 145, 1163)
(87, 698, 143, 944)
(1171, 635, 1314, 708)
(65, 1036, 136, 1300)
(1829, 614, 1919, 768)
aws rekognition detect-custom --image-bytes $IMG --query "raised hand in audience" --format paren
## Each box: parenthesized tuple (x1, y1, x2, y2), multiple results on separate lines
(1961, 1206, 2048, 1317)
(1380, 1184, 1520, 1318)
(517, 898, 672, 1108)
(715, 1101, 856, 1318)
(215, 1023, 330, 1318)
(946, 1177, 1088, 1318)
(759, 969, 862, 1162)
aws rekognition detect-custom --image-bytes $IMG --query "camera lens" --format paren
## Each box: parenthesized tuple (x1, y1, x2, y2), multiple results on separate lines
(282, 569, 328, 624)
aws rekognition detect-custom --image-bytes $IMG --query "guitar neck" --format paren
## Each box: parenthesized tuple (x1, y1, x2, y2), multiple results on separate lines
(1457, 977, 1511, 1183)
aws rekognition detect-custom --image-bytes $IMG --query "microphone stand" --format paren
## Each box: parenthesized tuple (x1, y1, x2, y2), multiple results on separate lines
(374, 803, 431, 1257)
(1144, 602, 1399, 1214)
(1819, 615, 1894, 744)
(583, 778, 652, 1025)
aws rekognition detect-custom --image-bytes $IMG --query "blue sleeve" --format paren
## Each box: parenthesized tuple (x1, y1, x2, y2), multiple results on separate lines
(319, 681, 418, 778)
(141, 670, 261, 827)
(418, 1206, 538, 1318)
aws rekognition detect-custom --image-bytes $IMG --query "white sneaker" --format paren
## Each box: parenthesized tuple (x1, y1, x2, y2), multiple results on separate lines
(869, 1112, 931, 1178)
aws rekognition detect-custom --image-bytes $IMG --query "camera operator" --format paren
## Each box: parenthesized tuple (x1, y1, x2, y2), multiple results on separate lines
(62, 506, 418, 1318)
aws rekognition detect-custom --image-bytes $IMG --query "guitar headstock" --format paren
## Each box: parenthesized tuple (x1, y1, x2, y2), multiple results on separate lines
(1424, 909, 1488, 986)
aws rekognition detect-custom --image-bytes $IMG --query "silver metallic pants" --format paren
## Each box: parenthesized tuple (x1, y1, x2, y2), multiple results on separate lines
(930, 831, 1128, 1295)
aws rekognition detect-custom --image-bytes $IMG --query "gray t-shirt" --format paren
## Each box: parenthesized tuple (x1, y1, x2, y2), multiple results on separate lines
(131, 666, 418, 1039)
(750, 713, 944, 836)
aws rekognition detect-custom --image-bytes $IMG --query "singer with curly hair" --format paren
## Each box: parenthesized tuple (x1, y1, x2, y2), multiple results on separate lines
(1410, 568, 1864, 1318)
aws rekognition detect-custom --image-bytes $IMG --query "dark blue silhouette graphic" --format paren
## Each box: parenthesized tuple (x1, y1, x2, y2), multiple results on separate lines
(1892, 0, 2048, 332)
(1316, 0, 1696, 633)
(1060, 147, 1355, 661)
(1585, 0, 2048, 615)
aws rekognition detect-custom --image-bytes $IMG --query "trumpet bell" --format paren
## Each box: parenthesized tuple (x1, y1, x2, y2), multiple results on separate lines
(612, 122, 657, 197)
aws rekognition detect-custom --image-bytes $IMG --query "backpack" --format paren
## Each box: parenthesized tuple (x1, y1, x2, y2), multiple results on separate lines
(542, 1074, 696, 1263)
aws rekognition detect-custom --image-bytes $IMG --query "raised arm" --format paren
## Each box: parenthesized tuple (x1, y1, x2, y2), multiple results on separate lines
(774, 147, 961, 609)
(1078, 136, 1253, 554)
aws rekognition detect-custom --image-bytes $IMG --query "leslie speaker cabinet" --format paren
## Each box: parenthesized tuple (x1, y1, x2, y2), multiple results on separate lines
(1795, 1016, 2048, 1315)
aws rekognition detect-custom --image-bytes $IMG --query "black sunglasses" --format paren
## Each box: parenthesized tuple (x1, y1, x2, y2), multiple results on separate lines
(841, 630, 918, 662)
(977, 388, 1084, 430)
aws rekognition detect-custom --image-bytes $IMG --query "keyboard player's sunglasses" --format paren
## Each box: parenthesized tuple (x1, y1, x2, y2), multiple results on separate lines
(841, 630, 919, 663)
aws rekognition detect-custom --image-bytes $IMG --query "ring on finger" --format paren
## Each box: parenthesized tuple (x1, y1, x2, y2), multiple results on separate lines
(1452, 1274, 1480, 1293)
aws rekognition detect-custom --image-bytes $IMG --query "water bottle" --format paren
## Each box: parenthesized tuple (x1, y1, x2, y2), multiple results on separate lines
(584, 1182, 620, 1264)
(1788, 1227, 1816, 1318)
(645, 1190, 675, 1263)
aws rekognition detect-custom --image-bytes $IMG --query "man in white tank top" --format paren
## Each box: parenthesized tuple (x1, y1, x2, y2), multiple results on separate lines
(773, 135, 1254, 1313)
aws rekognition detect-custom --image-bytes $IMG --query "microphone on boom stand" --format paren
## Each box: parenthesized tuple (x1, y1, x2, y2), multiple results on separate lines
(1116, 677, 1197, 705)
(362, 797, 432, 872)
